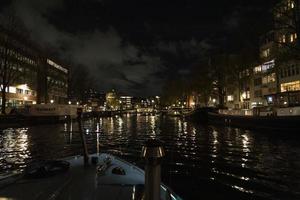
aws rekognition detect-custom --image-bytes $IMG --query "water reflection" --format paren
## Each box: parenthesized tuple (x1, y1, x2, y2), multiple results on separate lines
(1, 128, 30, 172)
(1, 115, 300, 200)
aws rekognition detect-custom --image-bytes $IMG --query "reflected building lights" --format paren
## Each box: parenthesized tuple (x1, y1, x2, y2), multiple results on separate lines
(183, 122, 187, 134)
(96, 123, 100, 132)
(64, 123, 67, 132)
(97, 132, 100, 154)
(149, 116, 156, 136)
(241, 134, 251, 168)
(2, 128, 30, 169)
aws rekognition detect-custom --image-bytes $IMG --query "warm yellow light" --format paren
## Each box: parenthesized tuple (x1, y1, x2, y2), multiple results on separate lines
(281, 81, 300, 92)
(50, 100, 54, 104)
(291, 34, 294, 42)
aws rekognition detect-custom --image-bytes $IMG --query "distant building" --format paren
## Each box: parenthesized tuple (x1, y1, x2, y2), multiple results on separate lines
(0, 26, 69, 110)
(262, 0, 300, 106)
(44, 58, 69, 104)
(119, 96, 133, 110)
(83, 89, 105, 109)
(223, 0, 300, 109)
(105, 89, 119, 110)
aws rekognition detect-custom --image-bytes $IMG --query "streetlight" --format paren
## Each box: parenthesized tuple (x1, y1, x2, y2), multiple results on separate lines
(68, 101, 72, 105)
(50, 100, 54, 104)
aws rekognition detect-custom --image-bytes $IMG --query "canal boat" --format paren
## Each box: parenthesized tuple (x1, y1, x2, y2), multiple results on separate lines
(12, 104, 80, 123)
(0, 153, 182, 200)
(186, 106, 300, 132)
(23, 104, 79, 118)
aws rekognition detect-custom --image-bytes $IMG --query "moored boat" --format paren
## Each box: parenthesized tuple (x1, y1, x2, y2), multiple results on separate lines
(187, 106, 300, 132)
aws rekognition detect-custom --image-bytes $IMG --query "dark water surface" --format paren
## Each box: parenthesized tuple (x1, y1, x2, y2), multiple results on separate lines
(1, 114, 300, 200)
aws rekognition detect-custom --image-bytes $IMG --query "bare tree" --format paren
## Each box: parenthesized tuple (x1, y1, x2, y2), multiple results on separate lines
(0, 14, 26, 114)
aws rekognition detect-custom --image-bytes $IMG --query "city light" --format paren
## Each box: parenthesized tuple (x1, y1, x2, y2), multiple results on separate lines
(50, 100, 54, 104)
(68, 101, 71, 105)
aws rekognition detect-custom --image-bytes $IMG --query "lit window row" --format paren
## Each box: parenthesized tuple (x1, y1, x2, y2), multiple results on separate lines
(227, 95, 234, 101)
(0, 46, 36, 66)
(47, 76, 67, 87)
(261, 60, 275, 72)
(281, 80, 300, 92)
(47, 59, 68, 74)
(279, 33, 297, 43)
(275, 0, 295, 17)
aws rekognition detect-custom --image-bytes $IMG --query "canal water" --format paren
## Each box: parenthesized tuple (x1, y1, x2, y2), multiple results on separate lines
(1, 114, 300, 200)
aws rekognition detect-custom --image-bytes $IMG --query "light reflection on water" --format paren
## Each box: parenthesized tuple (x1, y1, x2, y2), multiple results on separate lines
(1, 115, 300, 199)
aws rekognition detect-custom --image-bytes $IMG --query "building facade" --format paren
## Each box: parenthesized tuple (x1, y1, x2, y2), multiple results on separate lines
(223, 0, 300, 110)
(0, 25, 69, 111)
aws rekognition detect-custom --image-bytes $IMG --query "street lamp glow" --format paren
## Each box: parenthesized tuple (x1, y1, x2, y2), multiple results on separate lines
(50, 100, 54, 104)
(76, 102, 79, 105)
(68, 101, 71, 105)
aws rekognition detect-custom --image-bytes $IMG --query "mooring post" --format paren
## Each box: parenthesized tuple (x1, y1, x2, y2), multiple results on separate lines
(141, 139, 165, 200)
(77, 107, 89, 165)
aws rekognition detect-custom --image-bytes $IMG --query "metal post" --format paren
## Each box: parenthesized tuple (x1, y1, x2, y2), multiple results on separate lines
(141, 139, 165, 200)
(77, 107, 89, 165)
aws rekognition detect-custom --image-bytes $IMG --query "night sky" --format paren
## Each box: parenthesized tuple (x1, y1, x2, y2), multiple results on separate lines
(0, 0, 275, 96)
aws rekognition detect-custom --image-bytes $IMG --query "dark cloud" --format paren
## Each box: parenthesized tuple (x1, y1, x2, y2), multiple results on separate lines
(4, 0, 165, 96)
(1, 0, 275, 96)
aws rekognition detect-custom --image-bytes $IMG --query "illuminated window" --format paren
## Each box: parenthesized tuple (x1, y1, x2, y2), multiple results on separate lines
(246, 91, 250, 99)
(261, 60, 275, 72)
(262, 73, 276, 84)
(282, 34, 286, 43)
(291, 34, 294, 42)
(254, 65, 262, 74)
(281, 81, 300, 92)
(227, 95, 234, 101)
(268, 73, 276, 82)
(261, 48, 270, 58)
(289, 0, 295, 8)
(241, 91, 250, 100)
(268, 96, 273, 103)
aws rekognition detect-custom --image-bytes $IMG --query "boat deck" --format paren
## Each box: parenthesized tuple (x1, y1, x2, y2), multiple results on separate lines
(0, 154, 181, 200)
